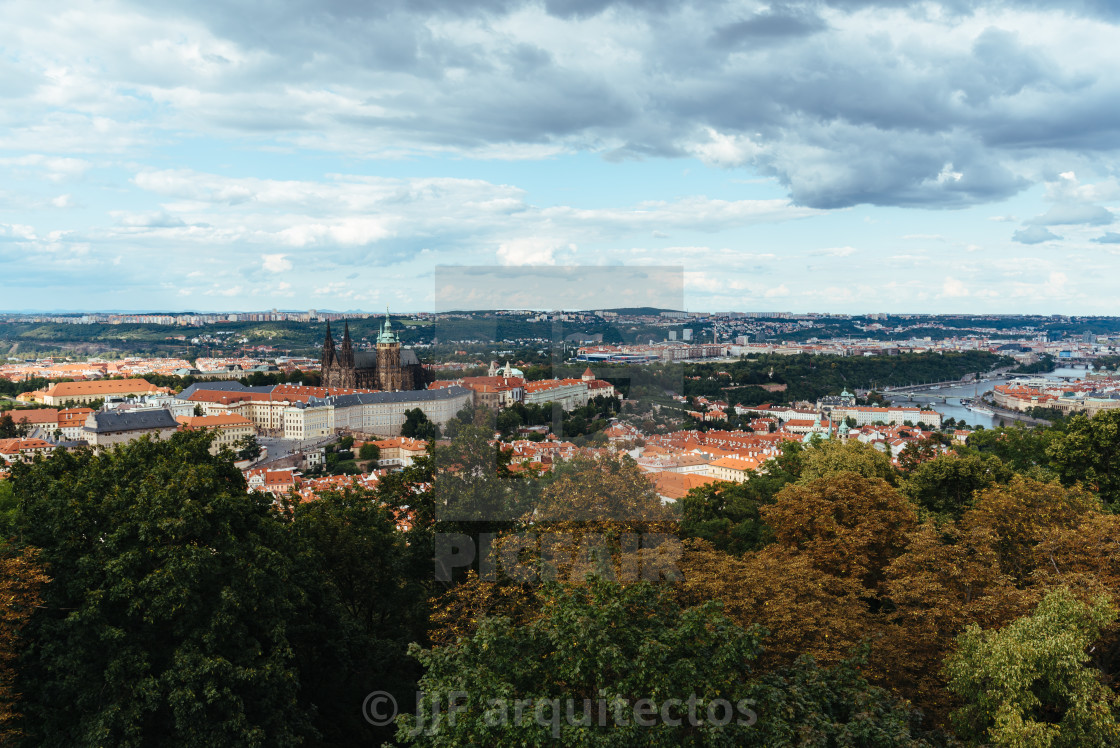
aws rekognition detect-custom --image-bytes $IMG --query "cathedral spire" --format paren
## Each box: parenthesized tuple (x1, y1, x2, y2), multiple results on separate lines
(339, 319, 353, 367)
(322, 320, 335, 365)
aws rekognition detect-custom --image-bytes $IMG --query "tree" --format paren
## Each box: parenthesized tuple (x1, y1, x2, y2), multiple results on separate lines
(967, 424, 1059, 476)
(961, 477, 1102, 583)
(900, 452, 1014, 519)
(397, 579, 768, 746)
(945, 587, 1119, 747)
(677, 480, 773, 555)
(762, 473, 917, 590)
(0, 414, 28, 440)
(534, 453, 668, 527)
(678, 541, 868, 672)
(358, 441, 381, 462)
(192, 404, 204, 417)
(10, 432, 313, 746)
(234, 433, 262, 462)
(0, 547, 48, 743)
(402, 408, 440, 441)
(896, 440, 938, 473)
(748, 650, 929, 748)
(403, 578, 929, 746)
(875, 523, 1028, 724)
(279, 488, 430, 746)
(0, 481, 15, 539)
(798, 439, 898, 486)
(1048, 410, 1120, 505)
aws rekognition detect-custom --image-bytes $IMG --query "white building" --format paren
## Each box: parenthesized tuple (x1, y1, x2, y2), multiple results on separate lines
(282, 386, 472, 440)
(829, 406, 942, 428)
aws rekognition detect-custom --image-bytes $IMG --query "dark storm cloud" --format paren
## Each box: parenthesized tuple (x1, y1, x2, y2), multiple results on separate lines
(94, 0, 1120, 210)
(711, 8, 828, 47)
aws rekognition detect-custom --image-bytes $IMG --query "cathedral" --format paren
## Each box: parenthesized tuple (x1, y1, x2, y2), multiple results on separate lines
(320, 311, 427, 391)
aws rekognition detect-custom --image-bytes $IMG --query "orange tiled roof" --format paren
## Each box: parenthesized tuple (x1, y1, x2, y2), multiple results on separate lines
(647, 471, 717, 500)
(42, 379, 166, 397)
(4, 409, 59, 425)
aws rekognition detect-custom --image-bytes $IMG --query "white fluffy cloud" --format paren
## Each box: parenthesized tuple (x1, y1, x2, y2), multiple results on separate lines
(261, 253, 292, 273)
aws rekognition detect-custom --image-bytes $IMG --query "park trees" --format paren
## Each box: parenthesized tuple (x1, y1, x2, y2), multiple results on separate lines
(358, 440, 381, 462)
(677, 480, 774, 555)
(279, 487, 431, 746)
(762, 473, 917, 590)
(0, 547, 47, 743)
(10, 432, 313, 747)
(960, 477, 1102, 583)
(945, 588, 1119, 747)
(400, 579, 928, 747)
(900, 451, 1015, 519)
(798, 439, 899, 485)
(402, 407, 441, 440)
(1048, 409, 1120, 505)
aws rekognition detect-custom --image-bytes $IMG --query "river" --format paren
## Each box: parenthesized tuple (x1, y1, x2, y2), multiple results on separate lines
(897, 366, 1094, 429)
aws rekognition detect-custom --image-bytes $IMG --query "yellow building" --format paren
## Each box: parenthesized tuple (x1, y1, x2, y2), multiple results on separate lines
(176, 413, 256, 455)
(27, 378, 170, 406)
(705, 456, 761, 484)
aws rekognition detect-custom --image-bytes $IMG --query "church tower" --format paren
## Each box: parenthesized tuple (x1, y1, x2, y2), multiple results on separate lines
(338, 321, 356, 388)
(376, 307, 402, 391)
(321, 320, 337, 387)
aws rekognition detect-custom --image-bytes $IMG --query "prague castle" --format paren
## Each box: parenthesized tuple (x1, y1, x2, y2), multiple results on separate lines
(320, 310, 427, 391)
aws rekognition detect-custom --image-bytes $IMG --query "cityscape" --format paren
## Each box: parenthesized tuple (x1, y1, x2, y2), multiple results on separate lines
(5, 0, 1120, 745)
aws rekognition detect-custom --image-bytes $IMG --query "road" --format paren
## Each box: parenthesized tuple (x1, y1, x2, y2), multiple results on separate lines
(254, 434, 337, 465)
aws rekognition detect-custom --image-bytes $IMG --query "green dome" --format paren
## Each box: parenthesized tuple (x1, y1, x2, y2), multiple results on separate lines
(377, 307, 399, 344)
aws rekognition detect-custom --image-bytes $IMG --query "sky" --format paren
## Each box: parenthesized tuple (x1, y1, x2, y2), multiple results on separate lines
(2, 0, 1120, 314)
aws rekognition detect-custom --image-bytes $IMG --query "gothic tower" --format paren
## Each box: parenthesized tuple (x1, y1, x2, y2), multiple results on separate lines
(338, 321, 356, 388)
(376, 307, 402, 391)
(321, 320, 336, 387)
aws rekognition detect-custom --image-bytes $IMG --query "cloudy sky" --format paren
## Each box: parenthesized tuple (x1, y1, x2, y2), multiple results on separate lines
(3, 0, 1120, 314)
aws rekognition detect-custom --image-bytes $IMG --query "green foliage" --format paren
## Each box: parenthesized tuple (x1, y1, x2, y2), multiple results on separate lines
(397, 579, 767, 746)
(678, 482, 776, 555)
(760, 439, 806, 486)
(280, 489, 430, 746)
(1047, 410, 1120, 506)
(681, 351, 1007, 405)
(799, 439, 899, 486)
(0, 481, 15, 541)
(10, 432, 312, 746)
(749, 649, 929, 747)
(1012, 354, 1057, 374)
(359, 442, 381, 461)
(945, 588, 1119, 747)
(399, 579, 929, 746)
(0, 414, 29, 439)
(234, 434, 262, 462)
(967, 424, 1060, 476)
(901, 452, 1015, 519)
(427, 425, 534, 527)
(402, 408, 441, 441)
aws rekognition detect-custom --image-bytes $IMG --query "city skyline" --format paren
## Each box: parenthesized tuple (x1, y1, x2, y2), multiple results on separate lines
(3, 1, 1120, 313)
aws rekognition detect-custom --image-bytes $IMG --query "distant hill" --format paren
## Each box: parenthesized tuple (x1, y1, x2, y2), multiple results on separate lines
(604, 307, 683, 315)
